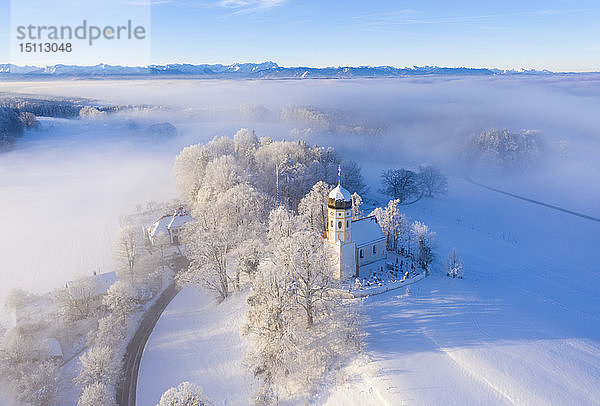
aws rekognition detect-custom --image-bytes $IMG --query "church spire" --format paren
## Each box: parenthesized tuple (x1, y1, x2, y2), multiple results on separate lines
(338, 164, 341, 186)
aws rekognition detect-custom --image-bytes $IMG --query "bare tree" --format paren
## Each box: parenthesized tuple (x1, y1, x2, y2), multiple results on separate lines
(417, 165, 448, 197)
(114, 225, 138, 283)
(380, 169, 419, 203)
(445, 248, 464, 278)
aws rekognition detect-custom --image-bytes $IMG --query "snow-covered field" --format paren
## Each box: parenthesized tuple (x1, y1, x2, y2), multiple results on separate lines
(330, 177, 600, 405)
(139, 176, 599, 405)
(136, 287, 257, 405)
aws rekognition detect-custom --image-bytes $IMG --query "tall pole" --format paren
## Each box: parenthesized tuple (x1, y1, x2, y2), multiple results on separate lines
(276, 163, 280, 207)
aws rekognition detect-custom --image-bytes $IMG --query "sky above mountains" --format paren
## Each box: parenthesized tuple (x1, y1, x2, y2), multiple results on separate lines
(0, 0, 598, 71)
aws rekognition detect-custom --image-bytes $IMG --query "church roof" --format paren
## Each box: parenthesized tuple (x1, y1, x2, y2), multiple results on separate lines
(352, 216, 385, 247)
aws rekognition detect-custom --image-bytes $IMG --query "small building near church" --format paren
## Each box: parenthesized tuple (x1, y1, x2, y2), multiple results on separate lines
(325, 180, 386, 280)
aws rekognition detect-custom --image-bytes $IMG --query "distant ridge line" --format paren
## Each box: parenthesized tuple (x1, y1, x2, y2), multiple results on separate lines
(1, 62, 595, 78)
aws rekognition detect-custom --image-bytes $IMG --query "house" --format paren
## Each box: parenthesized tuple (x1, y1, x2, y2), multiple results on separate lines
(66, 271, 117, 298)
(148, 207, 192, 245)
(325, 177, 386, 280)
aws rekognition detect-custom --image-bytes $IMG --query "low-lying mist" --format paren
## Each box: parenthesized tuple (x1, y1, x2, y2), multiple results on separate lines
(1, 75, 599, 317)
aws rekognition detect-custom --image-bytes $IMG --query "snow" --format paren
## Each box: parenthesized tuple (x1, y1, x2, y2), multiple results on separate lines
(148, 215, 171, 239)
(352, 216, 385, 247)
(328, 184, 351, 202)
(323, 176, 600, 405)
(167, 213, 192, 229)
(136, 287, 257, 405)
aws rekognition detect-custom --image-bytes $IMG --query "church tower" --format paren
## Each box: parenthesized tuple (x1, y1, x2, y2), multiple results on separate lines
(327, 167, 352, 243)
(326, 166, 357, 280)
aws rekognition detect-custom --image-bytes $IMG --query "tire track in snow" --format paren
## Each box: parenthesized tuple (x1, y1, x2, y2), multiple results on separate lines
(465, 178, 600, 223)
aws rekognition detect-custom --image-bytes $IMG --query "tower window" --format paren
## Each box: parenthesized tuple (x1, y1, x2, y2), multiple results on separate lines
(359, 249, 364, 258)
(373, 245, 377, 254)
(330, 220, 333, 227)
(338, 221, 342, 229)
(346, 220, 349, 227)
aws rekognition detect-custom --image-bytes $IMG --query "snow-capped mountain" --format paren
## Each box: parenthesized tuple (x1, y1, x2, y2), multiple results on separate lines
(0, 62, 573, 78)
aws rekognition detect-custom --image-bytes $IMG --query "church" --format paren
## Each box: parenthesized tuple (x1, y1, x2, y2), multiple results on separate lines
(325, 179, 386, 280)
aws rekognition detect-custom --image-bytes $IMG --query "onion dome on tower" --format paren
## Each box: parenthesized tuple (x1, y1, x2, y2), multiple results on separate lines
(328, 165, 352, 209)
(328, 184, 352, 209)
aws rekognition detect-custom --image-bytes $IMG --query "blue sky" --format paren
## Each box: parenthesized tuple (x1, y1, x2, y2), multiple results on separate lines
(1, 0, 599, 71)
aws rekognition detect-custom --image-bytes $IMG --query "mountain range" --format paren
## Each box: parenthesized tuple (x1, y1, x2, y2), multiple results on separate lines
(0, 62, 580, 78)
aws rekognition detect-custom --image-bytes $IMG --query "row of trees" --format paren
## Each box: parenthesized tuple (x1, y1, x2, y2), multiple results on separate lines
(76, 220, 175, 406)
(380, 165, 447, 203)
(173, 129, 367, 210)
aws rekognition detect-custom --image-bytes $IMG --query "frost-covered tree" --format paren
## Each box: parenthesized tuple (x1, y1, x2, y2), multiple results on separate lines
(351, 192, 363, 220)
(417, 165, 448, 197)
(159, 381, 210, 406)
(78, 382, 115, 406)
(445, 249, 464, 278)
(19, 111, 39, 128)
(275, 231, 332, 328)
(53, 276, 99, 323)
(234, 238, 265, 288)
(380, 168, 419, 203)
(5, 288, 39, 310)
(102, 281, 142, 319)
(472, 128, 542, 169)
(234, 128, 258, 169)
(267, 207, 297, 244)
(180, 223, 231, 301)
(14, 359, 59, 406)
(298, 181, 331, 235)
(75, 345, 121, 388)
(411, 221, 435, 271)
(245, 251, 363, 403)
(173, 144, 210, 203)
(87, 314, 127, 349)
(373, 200, 408, 252)
(244, 266, 296, 404)
(114, 225, 138, 283)
(0, 331, 60, 406)
(197, 155, 243, 202)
